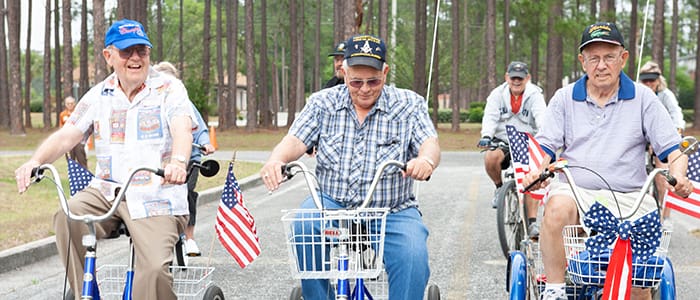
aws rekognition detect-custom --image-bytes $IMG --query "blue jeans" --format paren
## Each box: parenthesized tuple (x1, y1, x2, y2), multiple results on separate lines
(297, 193, 430, 300)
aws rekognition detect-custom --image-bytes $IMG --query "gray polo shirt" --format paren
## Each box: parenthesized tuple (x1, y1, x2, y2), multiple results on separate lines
(536, 72, 681, 192)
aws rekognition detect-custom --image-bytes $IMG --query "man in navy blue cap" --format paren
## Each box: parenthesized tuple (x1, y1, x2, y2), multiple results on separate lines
(261, 34, 441, 299)
(524, 22, 692, 300)
(15, 19, 195, 300)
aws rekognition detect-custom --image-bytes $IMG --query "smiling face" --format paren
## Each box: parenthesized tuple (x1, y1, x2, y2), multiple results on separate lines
(103, 44, 151, 91)
(342, 63, 388, 111)
(579, 42, 628, 91)
(505, 74, 530, 96)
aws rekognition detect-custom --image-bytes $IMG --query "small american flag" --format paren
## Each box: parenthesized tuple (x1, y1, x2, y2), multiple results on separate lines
(505, 125, 546, 200)
(664, 151, 700, 218)
(67, 158, 94, 196)
(215, 162, 261, 268)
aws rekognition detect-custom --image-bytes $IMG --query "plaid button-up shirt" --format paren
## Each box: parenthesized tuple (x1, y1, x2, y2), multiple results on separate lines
(290, 85, 437, 212)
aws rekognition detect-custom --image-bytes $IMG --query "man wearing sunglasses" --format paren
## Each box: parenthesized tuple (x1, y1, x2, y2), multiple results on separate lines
(261, 34, 440, 299)
(14, 19, 195, 300)
(478, 61, 546, 235)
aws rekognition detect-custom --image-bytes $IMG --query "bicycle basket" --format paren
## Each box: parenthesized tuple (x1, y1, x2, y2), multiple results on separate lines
(96, 265, 215, 300)
(281, 207, 389, 279)
(563, 225, 670, 288)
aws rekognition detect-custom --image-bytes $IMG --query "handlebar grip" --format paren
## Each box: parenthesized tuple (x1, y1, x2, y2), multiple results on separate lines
(664, 172, 677, 187)
(523, 170, 552, 192)
(281, 164, 294, 180)
(30, 167, 44, 178)
(155, 168, 165, 177)
(192, 142, 206, 151)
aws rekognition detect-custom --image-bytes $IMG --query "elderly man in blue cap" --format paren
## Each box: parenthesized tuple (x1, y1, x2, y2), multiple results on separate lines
(261, 34, 441, 300)
(14, 19, 195, 299)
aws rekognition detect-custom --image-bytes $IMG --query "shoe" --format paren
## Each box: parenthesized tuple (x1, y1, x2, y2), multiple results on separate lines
(185, 239, 201, 257)
(541, 288, 567, 300)
(528, 222, 540, 239)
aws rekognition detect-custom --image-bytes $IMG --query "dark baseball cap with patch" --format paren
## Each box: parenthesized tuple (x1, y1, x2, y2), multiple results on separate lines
(507, 61, 529, 79)
(579, 22, 625, 52)
(328, 42, 346, 56)
(344, 35, 386, 70)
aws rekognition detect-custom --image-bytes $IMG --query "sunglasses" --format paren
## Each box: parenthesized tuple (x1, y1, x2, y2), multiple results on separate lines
(347, 78, 383, 89)
(114, 46, 150, 59)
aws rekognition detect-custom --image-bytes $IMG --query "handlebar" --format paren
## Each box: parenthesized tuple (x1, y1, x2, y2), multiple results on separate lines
(281, 160, 407, 210)
(30, 164, 165, 224)
(480, 139, 509, 153)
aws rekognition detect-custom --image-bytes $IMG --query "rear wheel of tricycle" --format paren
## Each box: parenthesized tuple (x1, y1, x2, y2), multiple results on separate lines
(289, 286, 303, 300)
(497, 180, 524, 259)
(426, 283, 441, 299)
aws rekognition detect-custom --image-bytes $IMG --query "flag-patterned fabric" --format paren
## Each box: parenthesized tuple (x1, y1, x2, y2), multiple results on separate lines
(67, 158, 94, 196)
(505, 125, 546, 200)
(215, 162, 261, 268)
(664, 151, 700, 218)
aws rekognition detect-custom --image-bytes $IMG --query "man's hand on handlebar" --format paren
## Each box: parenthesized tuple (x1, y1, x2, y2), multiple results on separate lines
(261, 160, 286, 192)
(477, 136, 492, 149)
(405, 157, 434, 181)
(15, 160, 41, 194)
(163, 161, 188, 185)
(668, 171, 693, 199)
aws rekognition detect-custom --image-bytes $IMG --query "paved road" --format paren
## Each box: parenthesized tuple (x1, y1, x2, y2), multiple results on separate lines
(1, 152, 699, 299)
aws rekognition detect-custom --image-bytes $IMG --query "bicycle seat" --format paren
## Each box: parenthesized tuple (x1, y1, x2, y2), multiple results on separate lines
(104, 222, 130, 239)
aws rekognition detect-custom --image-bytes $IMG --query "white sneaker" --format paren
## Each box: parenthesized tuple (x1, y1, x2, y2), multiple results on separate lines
(541, 288, 567, 300)
(185, 239, 201, 257)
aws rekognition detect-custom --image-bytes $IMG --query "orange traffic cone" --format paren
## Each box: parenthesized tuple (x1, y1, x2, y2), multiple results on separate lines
(209, 125, 218, 150)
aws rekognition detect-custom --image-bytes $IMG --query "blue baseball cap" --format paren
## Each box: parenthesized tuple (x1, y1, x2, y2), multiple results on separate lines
(104, 19, 152, 50)
(344, 35, 386, 70)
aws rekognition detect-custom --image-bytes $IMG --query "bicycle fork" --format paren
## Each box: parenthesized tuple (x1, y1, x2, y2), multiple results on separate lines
(81, 227, 101, 300)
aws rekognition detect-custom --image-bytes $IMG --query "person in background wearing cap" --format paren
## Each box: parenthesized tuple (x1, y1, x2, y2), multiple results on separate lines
(260, 34, 440, 299)
(322, 41, 346, 89)
(59, 96, 89, 168)
(523, 22, 691, 300)
(477, 61, 546, 236)
(14, 19, 195, 300)
(639, 60, 685, 222)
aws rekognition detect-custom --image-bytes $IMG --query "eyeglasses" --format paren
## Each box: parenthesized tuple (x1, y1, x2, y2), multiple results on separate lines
(113, 46, 150, 59)
(584, 52, 622, 66)
(347, 78, 383, 89)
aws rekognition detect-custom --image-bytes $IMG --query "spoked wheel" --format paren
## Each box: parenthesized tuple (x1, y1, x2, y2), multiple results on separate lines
(203, 285, 225, 300)
(653, 257, 676, 300)
(426, 283, 441, 300)
(289, 286, 303, 300)
(497, 180, 525, 259)
(63, 288, 74, 300)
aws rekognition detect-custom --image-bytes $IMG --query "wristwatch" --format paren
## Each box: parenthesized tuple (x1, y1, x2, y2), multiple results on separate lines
(172, 155, 188, 164)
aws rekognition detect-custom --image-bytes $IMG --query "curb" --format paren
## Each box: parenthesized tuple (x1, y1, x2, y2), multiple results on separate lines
(0, 174, 262, 274)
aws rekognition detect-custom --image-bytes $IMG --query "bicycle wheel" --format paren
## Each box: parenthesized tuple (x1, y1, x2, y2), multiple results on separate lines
(497, 180, 525, 259)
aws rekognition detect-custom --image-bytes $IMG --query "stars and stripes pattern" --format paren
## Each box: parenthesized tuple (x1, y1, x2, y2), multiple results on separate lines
(215, 162, 261, 268)
(505, 125, 546, 200)
(664, 150, 700, 218)
(67, 158, 94, 196)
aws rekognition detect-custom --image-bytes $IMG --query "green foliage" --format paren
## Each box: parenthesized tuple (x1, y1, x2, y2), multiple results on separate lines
(468, 106, 484, 123)
(184, 77, 211, 115)
(30, 100, 43, 113)
(428, 108, 469, 123)
(683, 109, 694, 124)
(675, 70, 695, 110)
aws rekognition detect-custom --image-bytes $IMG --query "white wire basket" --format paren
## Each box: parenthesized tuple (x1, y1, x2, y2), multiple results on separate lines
(96, 265, 215, 299)
(281, 207, 389, 280)
(563, 224, 671, 288)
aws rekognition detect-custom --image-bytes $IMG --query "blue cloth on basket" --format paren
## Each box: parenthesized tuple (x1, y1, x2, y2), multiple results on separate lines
(567, 250, 664, 287)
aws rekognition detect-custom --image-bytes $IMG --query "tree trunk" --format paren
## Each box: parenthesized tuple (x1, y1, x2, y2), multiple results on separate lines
(652, 0, 665, 72)
(8, 0, 24, 134)
(259, 0, 272, 127)
(202, 0, 212, 121)
(62, 0, 73, 100)
(378, 0, 388, 40)
(245, 0, 257, 131)
(54, 0, 61, 126)
(450, 0, 460, 131)
(79, 0, 89, 98)
(627, 0, 639, 79)
(429, 0, 439, 127)
(694, 5, 700, 130)
(24, 0, 32, 128)
(93, 0, 107, 82)
(669, 0, 678, 93)
(156, 0, 163, 62)
(43, 0, 52, 130)
(179, 0, 185, 77)
(599, 0, 615, 22)
(287, 0, 298, 128)
(544, 0, 563, 101)
(225, 0, 239, 129)
(413, 0, 427, 96)
(215, 0, 224, 127)
(312, 0, 321, 92)
(503, 0, 510, 68)
(485, 0, 496, 92)
(0, 0, 9, 129)
(296, 0, 305, 114)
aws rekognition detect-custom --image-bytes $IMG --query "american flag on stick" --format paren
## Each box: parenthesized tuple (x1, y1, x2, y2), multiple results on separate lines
(505, 125, 547, 200)
(215, 162, 261, 268)
(664, 151, 700, 218)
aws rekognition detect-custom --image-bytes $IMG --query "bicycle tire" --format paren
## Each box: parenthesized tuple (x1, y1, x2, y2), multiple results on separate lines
(497, 180, 525, 259)
(203, 285, 225, 300)
(426, 284, 441, 300)
(289, 286, 303, 300)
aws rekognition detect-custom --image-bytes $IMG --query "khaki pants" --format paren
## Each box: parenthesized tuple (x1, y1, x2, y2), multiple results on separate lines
(54, 187, 187, 300)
